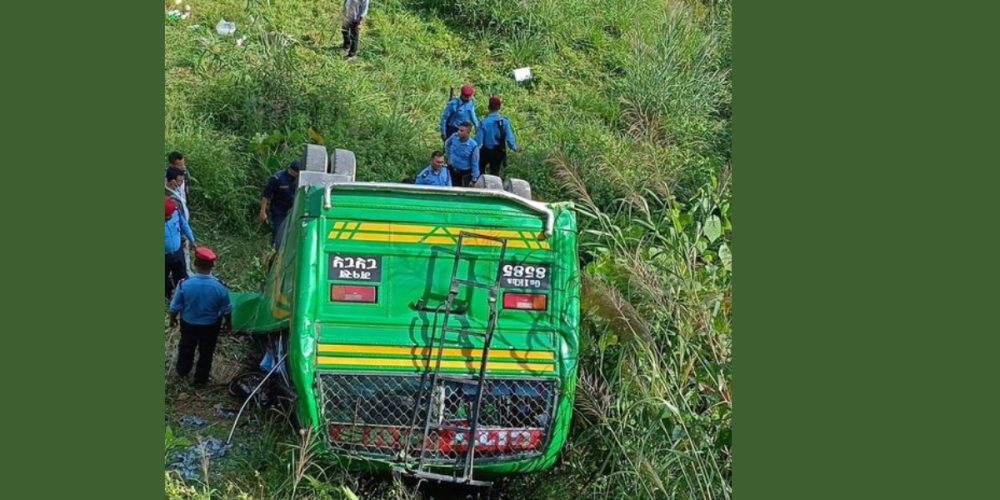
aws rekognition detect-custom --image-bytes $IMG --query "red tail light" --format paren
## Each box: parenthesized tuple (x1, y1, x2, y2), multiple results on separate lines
(502, 293, 547, 311)
(328, 424, 544, 454)
(331, 285, 378, 303)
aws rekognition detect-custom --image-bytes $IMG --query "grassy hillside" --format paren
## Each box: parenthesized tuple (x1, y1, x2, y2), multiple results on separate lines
(165, 0, 731, 498)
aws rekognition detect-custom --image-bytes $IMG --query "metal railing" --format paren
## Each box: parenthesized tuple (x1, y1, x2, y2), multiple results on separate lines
(319, 373, 557, 464)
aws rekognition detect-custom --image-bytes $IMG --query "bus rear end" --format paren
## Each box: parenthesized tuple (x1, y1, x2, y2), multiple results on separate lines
(307, 185, 579, 475)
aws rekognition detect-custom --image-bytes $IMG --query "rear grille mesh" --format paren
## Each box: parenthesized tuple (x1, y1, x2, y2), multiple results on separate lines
(318, 373, 557, 464)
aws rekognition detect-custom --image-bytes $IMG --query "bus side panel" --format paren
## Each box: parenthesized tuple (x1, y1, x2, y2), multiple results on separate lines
(546, 208, 581, 466)
(292, 216, 322, 428)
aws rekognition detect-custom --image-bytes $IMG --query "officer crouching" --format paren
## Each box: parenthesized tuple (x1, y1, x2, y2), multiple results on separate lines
(169, 247, 233, 387)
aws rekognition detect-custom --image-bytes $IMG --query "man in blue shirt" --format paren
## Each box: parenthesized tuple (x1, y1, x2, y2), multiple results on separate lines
(439, 85, 479, 142)
(259, 160, 301, 249)
(169, 247, 233, 387)
(477, 96, 520, 177)
(165, 197, 196, 300)
(415, 151, 452, 187)
(445, 122, 481, 187)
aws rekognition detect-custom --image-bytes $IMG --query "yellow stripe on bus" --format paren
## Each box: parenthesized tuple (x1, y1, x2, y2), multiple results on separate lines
(317, 344, 555, 361)
(357, 222, 437, 234)
(444, 228, 526, 239)
(327, 221, 551, 250)
(316, 357, 555, 373)
(351, 233, 424, 243)
(340, 232, 540, 249)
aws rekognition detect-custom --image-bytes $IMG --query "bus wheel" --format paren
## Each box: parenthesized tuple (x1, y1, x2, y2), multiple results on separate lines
(503, 178, 532, 200)
(474, 174, 503, 190)
(304, 144, 329, 172)
(331, 149, 356, 181)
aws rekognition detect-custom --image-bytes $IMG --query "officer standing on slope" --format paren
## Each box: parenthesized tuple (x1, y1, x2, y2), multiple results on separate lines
(439, 85, 479, 142)
(259, 159, 301, 249)
(476, 96, 520, 177)
(169, 247, 233, 388)
(444, 122, 481, 187)
(165, 197, 196, 300)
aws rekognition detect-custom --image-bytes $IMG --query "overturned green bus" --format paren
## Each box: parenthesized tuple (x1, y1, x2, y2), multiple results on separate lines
(231, 145, 580, 485)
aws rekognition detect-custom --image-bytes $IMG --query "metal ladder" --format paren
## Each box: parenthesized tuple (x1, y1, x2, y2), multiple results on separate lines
(402, 231, 509, 487)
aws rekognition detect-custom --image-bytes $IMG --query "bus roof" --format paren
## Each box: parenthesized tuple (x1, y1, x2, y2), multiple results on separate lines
(298, 174, 557, 236)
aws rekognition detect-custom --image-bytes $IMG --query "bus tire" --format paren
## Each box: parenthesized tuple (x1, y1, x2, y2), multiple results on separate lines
(475, 174, 503, 190)
(303, 144, 328, 172)
(331, 149, 356, 181)
(503, 178, 532, 200)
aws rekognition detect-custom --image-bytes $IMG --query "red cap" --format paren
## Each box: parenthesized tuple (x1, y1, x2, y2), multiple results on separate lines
(195, 247, 217, 263)
(488, 96, 502, 108)
(165, 197, 177, 218)
(460, 84, 474, 97)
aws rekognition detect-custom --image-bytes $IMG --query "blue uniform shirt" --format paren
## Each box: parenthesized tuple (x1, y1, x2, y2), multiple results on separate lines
(169, 274, 233, 326)
(477, 112, 519, 151)
(415, 165, 452, 186)
(439, 98, 480, 136)
(262, 170, 298, 216)
(445, 134, 481, 180)
(165, 211, 195, 254)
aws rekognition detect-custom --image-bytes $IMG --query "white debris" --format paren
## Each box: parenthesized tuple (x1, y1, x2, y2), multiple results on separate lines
(166, 1, 192, 21)
(513, 67, 533, 82)
(216, 19, 237, 36)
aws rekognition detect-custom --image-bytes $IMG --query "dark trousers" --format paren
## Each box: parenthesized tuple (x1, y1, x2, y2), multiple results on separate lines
(341, 21, 360, 56)
(444, 126, 458, 142)
(272, 212, 288, 250)
(165, 249, 188, 300)
(177, 320, 221, 384)
(480, 147, 507, 177)
(450, 167, 473, 187)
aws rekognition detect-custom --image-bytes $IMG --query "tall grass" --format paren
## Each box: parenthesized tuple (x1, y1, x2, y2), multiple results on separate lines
(510, 159, 732, 499)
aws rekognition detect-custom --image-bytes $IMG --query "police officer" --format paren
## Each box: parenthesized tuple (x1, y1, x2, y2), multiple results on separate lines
(259, 160, 301, 249)
(415, 150, 452, 187)
(165, 197, 196, 300)
(476, 96, 520, 177)
(444, 122, 481, 187)
(169, 247, 233, 388)
(439, 85, 479, 142)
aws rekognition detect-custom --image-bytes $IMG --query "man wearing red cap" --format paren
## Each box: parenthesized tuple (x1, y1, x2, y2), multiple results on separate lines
(165, 197, 196, 300)
(439, 84, 480, 142)
(476, 96, 520, 177)
(169, 247, 233, 388)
